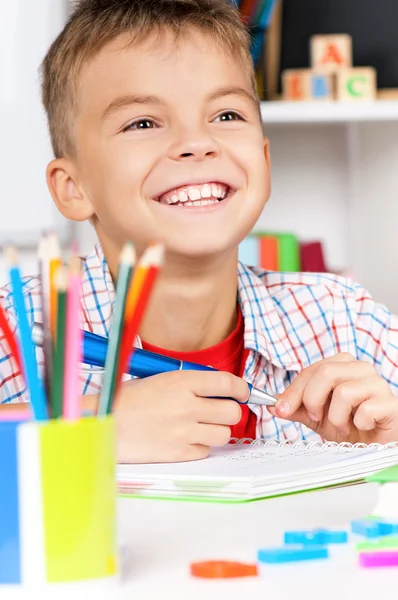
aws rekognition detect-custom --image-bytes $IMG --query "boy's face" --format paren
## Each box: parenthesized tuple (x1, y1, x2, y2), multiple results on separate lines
(63, 29, 270, 258)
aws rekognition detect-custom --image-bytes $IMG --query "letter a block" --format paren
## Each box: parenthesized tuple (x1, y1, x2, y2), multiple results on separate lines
(336, 68, 377, 101)
(311, 34, 353, 73)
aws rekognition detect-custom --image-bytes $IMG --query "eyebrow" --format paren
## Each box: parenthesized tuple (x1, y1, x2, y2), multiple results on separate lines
(102, 94, 165, 120)
(206, 86, 258, 108)
(102, 86, 258, 121)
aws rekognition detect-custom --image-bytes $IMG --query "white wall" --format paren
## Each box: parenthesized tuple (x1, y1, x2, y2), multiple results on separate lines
(0, 0, 69, 286)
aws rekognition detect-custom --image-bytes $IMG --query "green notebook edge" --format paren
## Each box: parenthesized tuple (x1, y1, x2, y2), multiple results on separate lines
(118, 479, 364, 504)
(366, 465, 398, 483)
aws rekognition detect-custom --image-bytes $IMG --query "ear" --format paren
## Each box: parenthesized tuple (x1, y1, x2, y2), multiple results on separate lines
(263, 136, 271, 195)
(46, 158, 94, 222)
(263, 137, 271, 168)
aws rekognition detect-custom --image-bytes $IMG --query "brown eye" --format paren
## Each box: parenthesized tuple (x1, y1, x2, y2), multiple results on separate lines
(215, 111, 243, 122)
(123, 119, 157, 132)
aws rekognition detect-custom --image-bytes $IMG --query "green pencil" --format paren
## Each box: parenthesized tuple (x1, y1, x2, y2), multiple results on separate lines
(98, 243, 135, 416)
(51, 266, 68, 419)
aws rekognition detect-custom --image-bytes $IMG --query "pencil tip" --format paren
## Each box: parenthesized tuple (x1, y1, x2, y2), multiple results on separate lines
(120, 242, 136, 265)
(54, 265, 68, 291)
(142, 242, 165, 267)
(4, 245, 18, 267)
(47, 231, 61, 258)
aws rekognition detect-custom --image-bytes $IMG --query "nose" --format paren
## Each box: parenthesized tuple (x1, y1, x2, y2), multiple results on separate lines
(168, 125, 220, 162)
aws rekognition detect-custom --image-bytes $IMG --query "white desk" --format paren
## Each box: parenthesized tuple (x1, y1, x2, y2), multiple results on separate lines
(4, 482, 396, 600)
(116, 482, 395, 599)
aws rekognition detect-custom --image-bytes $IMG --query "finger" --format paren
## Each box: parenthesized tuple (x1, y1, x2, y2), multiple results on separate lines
(328, 376, 392, 435)
(182, 444, 211, 462)
(185, 370, 250, 404)
(194, 423, 232, 447)
(268, 403, 319, 433)
(197, 397, 242, 426)
(275, 354, 359, 420)
(353, 397, 398, 433)
(302, 361, 378, 422)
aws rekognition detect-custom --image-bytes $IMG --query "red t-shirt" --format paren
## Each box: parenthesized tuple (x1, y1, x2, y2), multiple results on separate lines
(141, 306, 256, 440)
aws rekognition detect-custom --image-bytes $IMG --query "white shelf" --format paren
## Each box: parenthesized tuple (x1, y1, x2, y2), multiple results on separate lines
(260, 100, 398, 124)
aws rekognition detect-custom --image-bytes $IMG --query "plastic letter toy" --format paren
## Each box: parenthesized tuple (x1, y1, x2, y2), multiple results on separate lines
(284, 529, 348, 546)
(359, 551, 398, 568)
(372, 520, 398, 536)
(257, 546, 329, 564)
(356, 536, 398, 553)
(351, 519, 382, 538)
(190, 560, 258, 579)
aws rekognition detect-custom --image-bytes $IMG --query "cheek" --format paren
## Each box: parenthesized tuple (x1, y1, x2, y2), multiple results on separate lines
(85, 144, 151, 212)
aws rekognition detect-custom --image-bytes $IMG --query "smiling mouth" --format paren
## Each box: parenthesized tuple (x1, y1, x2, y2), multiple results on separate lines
(154, 182, 231, 207)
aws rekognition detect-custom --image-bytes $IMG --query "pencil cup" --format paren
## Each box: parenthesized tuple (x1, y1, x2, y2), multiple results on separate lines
(0, 416, 118, 590)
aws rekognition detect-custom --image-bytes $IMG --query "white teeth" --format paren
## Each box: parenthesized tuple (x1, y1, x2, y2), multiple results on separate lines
(201, 184, 212, 198)
(178, 191, 188, 202)
(188, 188, 201, 201)
(158, 183, 230, 205)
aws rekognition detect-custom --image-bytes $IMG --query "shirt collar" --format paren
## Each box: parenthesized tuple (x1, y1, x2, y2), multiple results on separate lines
(238, 262, 301, 371)
(80, 244, 301, 371)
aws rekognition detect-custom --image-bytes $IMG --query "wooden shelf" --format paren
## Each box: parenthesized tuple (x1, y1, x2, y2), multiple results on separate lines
(260, 101, 398, 124)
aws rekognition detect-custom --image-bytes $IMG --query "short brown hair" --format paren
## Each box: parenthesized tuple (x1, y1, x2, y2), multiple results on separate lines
(41, 0, 256, 158)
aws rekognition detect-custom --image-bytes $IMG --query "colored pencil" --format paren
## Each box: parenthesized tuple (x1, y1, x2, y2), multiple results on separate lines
(117, 243, 164, 386)
(48, 231, 62, 338)
(0, 300, 23, 376)
(98, 243, 135, 416)
(51, 266, 68, 419)
(38, 233, 53, 405)
(63, 253, 82, 421)
(5, 246, 48, 421)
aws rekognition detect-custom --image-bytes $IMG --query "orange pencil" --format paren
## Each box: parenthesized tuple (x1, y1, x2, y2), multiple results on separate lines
(48, 232, 62, 338)
(117, 243, 164, 386)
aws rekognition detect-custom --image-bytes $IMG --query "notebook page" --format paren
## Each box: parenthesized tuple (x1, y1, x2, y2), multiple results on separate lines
(117, 443, 398, 485)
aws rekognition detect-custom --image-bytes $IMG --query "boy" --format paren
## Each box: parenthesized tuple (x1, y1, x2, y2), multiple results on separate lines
(1, 0, 398, 463)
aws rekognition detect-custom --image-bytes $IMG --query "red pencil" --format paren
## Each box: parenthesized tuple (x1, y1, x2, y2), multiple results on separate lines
(117, 243, 164, 387)
(0, 301, 23, 375)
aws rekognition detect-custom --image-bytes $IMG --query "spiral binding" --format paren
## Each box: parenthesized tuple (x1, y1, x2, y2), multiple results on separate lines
(229, 438, 398, 453)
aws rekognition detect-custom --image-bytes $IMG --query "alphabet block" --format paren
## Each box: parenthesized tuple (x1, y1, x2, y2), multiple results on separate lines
(311, 34, 353, 73)
(336, 68, 377, 101)
(282, 70, 333, 101)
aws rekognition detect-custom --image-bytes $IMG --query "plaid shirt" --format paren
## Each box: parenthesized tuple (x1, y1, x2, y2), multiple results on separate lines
(1, 243, 398, 442)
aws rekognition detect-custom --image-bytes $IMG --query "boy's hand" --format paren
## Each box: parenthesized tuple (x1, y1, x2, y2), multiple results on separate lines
(268, 353, 398, 444)
(109, 370, 247, 463)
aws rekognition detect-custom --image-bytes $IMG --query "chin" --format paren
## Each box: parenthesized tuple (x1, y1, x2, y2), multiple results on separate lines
(165, 234, 242, 261)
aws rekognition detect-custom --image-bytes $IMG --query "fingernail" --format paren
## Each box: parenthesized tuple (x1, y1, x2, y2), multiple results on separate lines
(277, 401, 290, 416)
(308, 412, 320, 422)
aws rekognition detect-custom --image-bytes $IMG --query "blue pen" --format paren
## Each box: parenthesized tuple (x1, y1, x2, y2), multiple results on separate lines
(32, 323, 277, 407)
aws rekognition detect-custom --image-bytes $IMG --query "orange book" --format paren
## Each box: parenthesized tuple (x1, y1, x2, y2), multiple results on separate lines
(259, 236, 279, 270)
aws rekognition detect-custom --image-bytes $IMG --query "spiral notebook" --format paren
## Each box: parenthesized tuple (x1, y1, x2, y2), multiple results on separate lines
(117, 440, 398, 503)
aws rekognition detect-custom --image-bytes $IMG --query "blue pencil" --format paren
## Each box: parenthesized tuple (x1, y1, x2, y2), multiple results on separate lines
(6, 247, 48, 421)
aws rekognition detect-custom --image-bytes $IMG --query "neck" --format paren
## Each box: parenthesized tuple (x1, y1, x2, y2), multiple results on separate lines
(139, 252, 239, 351)
(100, 234, 239, 352)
